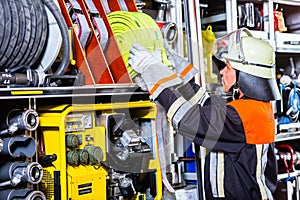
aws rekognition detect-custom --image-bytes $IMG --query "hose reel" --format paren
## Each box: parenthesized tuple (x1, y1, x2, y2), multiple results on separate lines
(0, 0, 48, 69)
(0, 0, 74, 87)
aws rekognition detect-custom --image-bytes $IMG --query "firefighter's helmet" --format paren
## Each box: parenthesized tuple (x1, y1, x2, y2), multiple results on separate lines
(213, 28, 280, 101)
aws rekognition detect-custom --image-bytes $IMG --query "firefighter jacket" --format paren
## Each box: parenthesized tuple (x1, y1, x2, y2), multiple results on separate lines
(157, 87, 277, 200)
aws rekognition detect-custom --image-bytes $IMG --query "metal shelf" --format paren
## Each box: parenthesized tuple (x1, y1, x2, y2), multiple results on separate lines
(0, 84, 150, 104)
(201, 13, 226, 24)
(238, 0, 267, 2)
(276, 132, 300, 142)
(275, 32, 300, 53)
(274, 0, 300, 6)
(278, 171, 300, 180)
(276, 123, 300, 141)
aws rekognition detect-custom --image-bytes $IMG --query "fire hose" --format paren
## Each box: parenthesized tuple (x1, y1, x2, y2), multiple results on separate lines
(0, 0, 71, 87)
(107, 11, 171, 79)
(84, 0, 109, 50)
(0, 162, 43, 187)
(0, 109, 39, 136)
(0, 136, 36, 160)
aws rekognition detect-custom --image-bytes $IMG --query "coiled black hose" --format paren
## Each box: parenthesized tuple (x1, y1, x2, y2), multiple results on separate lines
(43, 0, 70, 76)
(0, 0, 70, 77)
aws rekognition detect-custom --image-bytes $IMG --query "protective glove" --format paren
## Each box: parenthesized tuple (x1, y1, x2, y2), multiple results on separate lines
(164, 41, 208, 105)
(128, 42, 182, 100)
(164, 40, 198, 84)
(132, 48, 162, 91)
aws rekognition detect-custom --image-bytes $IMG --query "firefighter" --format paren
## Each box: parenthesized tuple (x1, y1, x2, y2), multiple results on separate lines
(128, 28, 281, 199)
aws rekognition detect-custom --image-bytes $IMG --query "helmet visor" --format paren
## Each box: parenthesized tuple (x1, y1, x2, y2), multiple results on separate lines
(213, 28, 252, 63)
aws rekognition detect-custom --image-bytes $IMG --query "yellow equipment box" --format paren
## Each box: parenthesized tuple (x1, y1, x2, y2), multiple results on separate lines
(37, 101, 162, 200)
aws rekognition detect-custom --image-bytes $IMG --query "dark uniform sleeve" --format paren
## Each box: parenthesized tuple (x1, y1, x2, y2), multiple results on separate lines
(176, 79, 201, 101)
(157, 87, 247, 153)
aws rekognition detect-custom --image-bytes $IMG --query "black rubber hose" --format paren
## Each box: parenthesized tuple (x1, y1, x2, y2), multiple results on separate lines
(0, 1, 5, 49)
(0, 0, 12, 66)
(10, 0, 31, 67)
(26, 0, 47, 66)
(4, 0, 26, 68)
(0, 0, 19, 67)
(43, 0, 70, 76)
(19, 0, 38, 66)
(27, 0, 48, 67)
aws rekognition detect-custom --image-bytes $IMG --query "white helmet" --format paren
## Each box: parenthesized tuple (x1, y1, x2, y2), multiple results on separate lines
(213, 28, 280, 101)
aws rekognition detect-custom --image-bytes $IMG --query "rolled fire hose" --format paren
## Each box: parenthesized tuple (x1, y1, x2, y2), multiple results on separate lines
(107, 11, 174, 191)
(41, 0, 70, 76)
(0, 0, 48, 69)
(101, 0, 111, 14)
(84, 0, 109, 50)
(118, 0, 129, 11)
(68, 0, 91, 50)
(107, 11, 171, 78)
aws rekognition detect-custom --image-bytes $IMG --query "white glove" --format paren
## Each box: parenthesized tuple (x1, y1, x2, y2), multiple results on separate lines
(133, 75, 148, 91)
(129, 42, 182, 100)
(164, 40, 198, 83)
(128, 42, 157, 73)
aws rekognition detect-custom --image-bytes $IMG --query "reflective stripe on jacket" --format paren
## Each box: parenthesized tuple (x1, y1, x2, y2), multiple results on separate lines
(157, 88, 277, 200)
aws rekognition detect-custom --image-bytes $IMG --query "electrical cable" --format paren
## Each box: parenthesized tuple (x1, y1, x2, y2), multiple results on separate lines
(107, 11, 171, 78)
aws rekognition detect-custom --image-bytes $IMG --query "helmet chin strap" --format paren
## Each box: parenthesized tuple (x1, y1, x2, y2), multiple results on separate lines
(232, 83, 240, 100)
(229, 70, 240, 100)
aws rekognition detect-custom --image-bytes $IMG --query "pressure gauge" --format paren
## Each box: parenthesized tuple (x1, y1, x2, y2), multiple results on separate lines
(82, 114, 92, 129)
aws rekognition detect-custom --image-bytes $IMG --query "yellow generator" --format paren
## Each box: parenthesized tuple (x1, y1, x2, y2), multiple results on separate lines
(37, 101, 162, 200)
